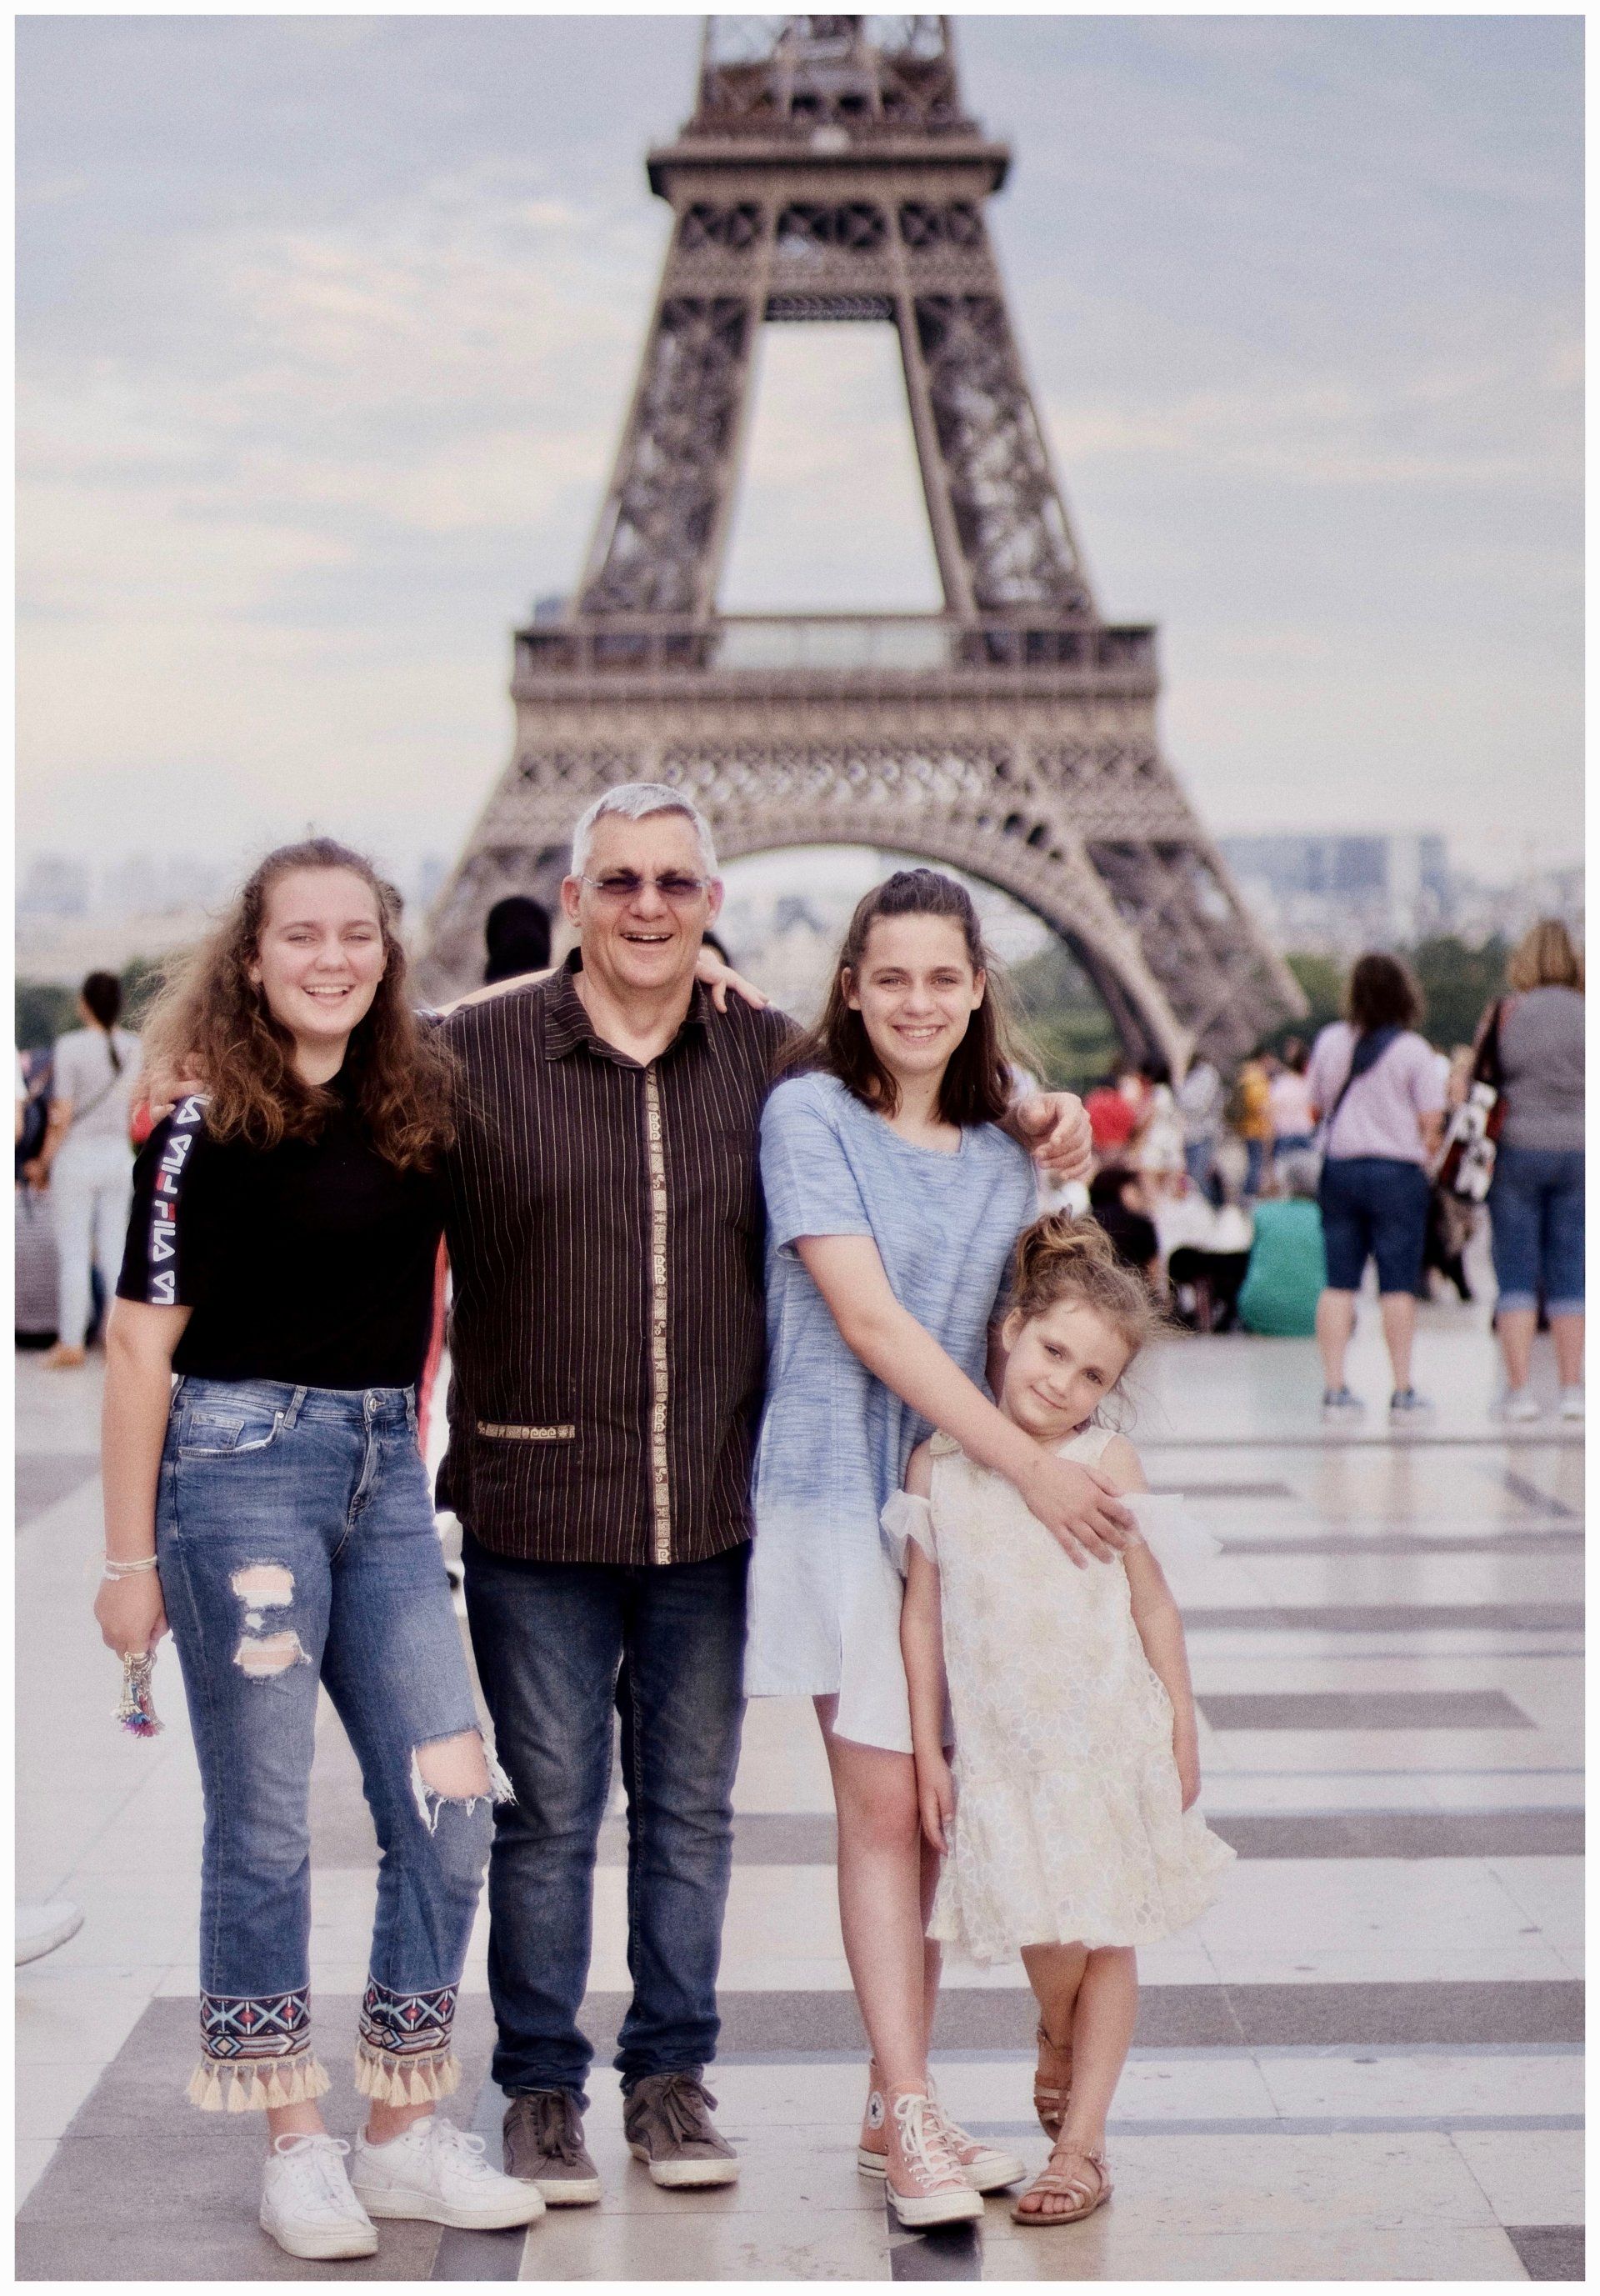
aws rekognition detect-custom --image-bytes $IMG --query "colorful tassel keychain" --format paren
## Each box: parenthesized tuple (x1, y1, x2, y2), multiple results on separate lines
(115, 1649, 162, 1738)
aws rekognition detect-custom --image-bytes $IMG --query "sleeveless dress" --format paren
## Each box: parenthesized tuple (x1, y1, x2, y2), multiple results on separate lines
(882, 1423, 1234, 1963)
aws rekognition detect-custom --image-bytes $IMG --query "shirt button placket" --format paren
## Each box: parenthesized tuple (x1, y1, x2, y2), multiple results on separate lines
(643, 1066, 672, 1565)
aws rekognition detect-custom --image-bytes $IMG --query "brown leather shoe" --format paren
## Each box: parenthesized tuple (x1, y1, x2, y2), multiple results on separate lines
(622, 2072, 739, 2188)
(502, 2090, 602, 2206)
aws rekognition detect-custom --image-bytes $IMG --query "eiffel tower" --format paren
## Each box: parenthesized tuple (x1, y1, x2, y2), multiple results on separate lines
(421, 15, 1304, 1068)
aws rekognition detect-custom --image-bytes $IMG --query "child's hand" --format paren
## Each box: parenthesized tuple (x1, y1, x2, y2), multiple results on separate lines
(917, 1751, 956, 1853)
(1173, 1722, 1201, 1811)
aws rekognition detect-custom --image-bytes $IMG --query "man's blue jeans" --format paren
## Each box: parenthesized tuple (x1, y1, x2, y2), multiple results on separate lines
(462, 1537, 748, 2104)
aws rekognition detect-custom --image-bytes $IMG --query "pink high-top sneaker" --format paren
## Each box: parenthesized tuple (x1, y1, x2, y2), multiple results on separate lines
(858, 2063, 1025, 2197)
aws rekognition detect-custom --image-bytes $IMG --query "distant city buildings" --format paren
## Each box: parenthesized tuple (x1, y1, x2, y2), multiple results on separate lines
(1218, 833, 1582, 957)
(19, 855, 92, 918)
(13, 832, 1585, 993)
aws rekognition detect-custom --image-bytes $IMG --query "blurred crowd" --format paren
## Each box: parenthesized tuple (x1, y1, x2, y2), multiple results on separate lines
(1066, 919, 1584, 1424)
(15, 918, 1585, 1431)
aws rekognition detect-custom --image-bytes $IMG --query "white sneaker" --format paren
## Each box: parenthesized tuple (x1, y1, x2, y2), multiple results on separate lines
(15, 1899, 84, 1966)
(1559, 1387, 1585, 1422)
(260, 2133, 378, 2261)
(352, 2113, 546, 2231)
(1496, 1390, 1543, 1423)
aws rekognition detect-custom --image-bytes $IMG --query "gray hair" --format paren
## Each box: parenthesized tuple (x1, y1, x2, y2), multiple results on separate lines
(1277, 1148, 1322, 1200)
(569, 783, 718, 881)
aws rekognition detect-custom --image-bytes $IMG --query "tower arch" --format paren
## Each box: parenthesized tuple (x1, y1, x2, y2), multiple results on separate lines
(422, 16, 1305, 1064)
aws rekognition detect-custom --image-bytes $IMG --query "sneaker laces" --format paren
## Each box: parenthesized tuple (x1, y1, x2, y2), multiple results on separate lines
(530, 2090, 584, 2165)
(891, 2091, 962, 2191)
(651, 2073, 720, 2148)
(272, 2133, 357, 2217)
(424, 2115, 492, 2180)
(924, 2090, 980, 2158)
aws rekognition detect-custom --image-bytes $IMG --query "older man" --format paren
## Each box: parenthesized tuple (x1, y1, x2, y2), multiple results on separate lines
(438, 784, 1094, 2202)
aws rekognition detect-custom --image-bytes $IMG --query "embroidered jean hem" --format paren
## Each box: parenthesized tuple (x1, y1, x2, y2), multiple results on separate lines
(352, 1976, 464, 2105)
(190, 1985, 330, 2113)
(159, 1378, 494, 2113)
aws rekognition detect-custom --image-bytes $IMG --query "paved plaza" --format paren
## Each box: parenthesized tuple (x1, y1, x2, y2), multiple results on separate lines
(16, 1295, 1583, 2281)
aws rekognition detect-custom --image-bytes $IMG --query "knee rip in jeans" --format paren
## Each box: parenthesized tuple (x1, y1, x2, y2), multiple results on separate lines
(229, 1563, 309, 1678)
(408, 1729, 516, 1834)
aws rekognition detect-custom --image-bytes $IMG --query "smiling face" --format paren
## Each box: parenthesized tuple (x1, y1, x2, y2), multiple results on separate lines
(247, 867, 387, 1067)
(844, 914, 986, 1095)
(561, 809, 722, 1004)
(999, 1295, 1133, 1442)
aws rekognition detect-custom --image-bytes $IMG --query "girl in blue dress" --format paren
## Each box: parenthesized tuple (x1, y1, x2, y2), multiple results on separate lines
(746, 868, 1132, 2228)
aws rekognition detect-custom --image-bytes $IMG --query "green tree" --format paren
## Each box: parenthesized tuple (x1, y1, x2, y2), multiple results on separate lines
(1407, 934, 1508, 1052)
(1008, 938, 1120, 1093)
(14, 982, 78, 1052)
(1282, 953, 1342, 1041)
(15, 953, 173, 1053)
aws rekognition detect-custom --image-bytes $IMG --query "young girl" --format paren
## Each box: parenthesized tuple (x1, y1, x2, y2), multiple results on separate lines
(94, 840, 545, 2260)
(891, 1213, 1233, 2228)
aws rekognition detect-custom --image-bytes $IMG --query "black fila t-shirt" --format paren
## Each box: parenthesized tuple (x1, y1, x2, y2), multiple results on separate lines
(117, 1083, 446, 1389)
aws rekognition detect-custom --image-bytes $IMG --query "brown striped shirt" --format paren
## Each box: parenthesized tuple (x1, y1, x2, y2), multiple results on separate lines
(436, 958, 796, 1566)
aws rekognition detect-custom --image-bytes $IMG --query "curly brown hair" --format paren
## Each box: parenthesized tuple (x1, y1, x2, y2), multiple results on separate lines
(139, 838, 454, 1169)
(1009, 1212, 1163, 1363)
(779, 868, 1028, 1125)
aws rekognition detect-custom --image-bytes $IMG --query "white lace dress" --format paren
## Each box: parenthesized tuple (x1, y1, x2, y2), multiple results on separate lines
(882, 1423, 1234, 1963)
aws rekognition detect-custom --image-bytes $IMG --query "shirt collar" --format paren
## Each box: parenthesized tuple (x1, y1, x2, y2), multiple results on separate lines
(542, 948, 712, 1064)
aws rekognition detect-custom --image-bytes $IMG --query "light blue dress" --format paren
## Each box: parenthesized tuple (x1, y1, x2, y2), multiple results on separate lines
(745, 1070, 1037, 1752)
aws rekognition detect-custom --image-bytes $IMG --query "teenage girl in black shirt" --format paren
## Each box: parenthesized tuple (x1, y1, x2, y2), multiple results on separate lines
(94, 838, 545, 2260)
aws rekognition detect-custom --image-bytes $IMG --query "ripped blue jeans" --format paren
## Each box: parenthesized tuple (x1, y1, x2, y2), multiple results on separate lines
(157, 1378, 502, 2113)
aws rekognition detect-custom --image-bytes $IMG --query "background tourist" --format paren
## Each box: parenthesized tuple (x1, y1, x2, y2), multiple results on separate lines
(1268, 1038, 1318, 1165)
(1308, 953, 1445, 1419)
(1087, 1165, 1162, 1288)
(1165, 1175, 1253, 1333)
(1176, 1054, 1224, 1204)
(1232, 1052, 1274, 1198)
(1238, 1151, 1327, 1337)
(482, 895, 552, 984)
(1084, 1060, 1139, 1163)
(1481, 920, 1584, 1421)
(1130, 1058, 1185, 1198)
(29, 972, 141, 1370)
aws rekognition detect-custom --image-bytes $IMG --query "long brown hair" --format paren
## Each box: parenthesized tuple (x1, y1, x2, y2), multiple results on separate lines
(140, 838, 454, 1168)
(780, 868, 1024, 1125)
(1345, 951, 1422, 1033)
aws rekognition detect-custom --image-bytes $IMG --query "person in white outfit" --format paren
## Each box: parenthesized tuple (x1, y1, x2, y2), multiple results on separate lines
(31, 973, 142, 1368)
(893, 1214, 1232, 2228)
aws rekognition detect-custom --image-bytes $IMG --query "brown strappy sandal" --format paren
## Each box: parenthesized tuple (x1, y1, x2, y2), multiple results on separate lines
(1032, 2018, 1073, 2138)
(1010, 2141, 1112, 2228)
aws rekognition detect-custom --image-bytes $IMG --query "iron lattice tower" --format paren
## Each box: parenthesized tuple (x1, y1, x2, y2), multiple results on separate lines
(421, 15, 1304, 1066)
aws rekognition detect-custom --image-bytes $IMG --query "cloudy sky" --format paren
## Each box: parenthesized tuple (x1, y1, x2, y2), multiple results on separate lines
(17, 13, 1582, 898)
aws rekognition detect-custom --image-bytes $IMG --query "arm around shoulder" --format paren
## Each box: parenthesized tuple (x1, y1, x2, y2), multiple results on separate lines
(1095, 1431, 1149, 1496)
